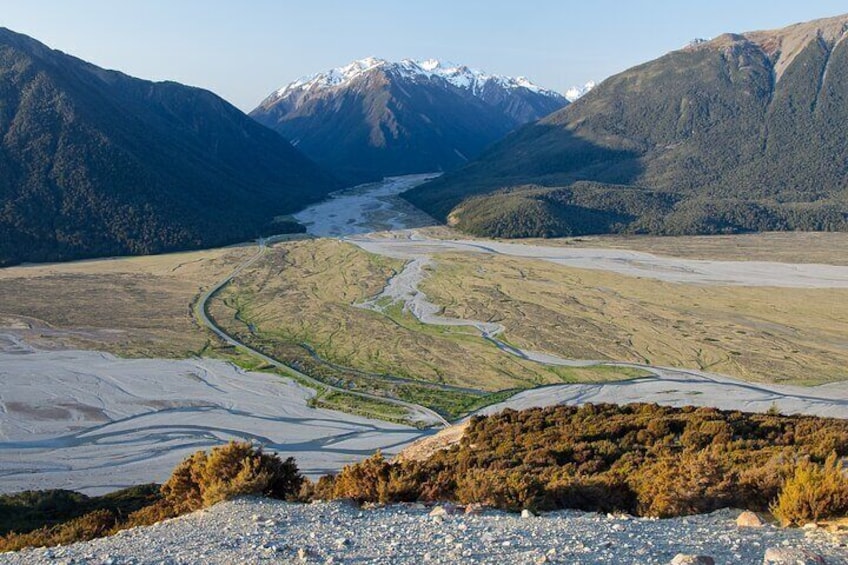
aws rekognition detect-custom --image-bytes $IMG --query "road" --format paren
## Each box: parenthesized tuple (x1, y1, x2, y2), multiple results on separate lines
(193, 236, 450, 428)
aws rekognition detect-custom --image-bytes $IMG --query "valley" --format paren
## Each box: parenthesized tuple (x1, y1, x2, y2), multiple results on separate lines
(2, 8, 848, 561)
(4, 176, 848, 494)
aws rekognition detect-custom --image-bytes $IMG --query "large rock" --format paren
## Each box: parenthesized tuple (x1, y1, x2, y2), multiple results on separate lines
(670, 555, 715, 565)
(763, 547, 827, 564)
(737, 511, 767, 528)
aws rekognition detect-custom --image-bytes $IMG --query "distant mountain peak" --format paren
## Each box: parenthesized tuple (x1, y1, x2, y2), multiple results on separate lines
(270, 57, 564, 102)
(565, 81, 596, 102)
(274, 56, 386, 96)
(253, 57, 569, 185)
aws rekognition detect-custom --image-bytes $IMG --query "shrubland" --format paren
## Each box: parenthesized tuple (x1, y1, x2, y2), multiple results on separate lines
(3, 404, 847, 552)
(319, 404, 848, 520)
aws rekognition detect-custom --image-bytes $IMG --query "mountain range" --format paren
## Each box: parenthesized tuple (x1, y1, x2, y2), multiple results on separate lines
(3, 13, 848, 266)
(0, 28, 337, 266)
(250, 58, 569, 185)
(404, 14, 848, 238)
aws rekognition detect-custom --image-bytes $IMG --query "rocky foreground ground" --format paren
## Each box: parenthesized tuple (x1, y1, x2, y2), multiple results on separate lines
(2, 498, 846, 565)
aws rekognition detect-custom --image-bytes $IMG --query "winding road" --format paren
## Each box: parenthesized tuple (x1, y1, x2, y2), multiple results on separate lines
(193, 236, 450, 427)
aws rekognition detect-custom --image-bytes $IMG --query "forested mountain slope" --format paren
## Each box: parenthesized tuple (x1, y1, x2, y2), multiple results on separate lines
(0, 28, 337, 266)
(404, 15, 848, 238)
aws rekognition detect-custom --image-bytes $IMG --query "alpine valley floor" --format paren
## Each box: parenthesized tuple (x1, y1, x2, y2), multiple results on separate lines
(2, 175, 848, 493)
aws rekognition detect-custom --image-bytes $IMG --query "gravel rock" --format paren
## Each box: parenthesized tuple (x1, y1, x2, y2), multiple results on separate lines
(1, 498, 846, 565)
(465, 503, 485, 515)
(737, 511, 767, 528)
(763, 547, 828, 564)
(670, 555, 715, 565)
(521, 509, 536, 519)
(429, 505, 449, 518)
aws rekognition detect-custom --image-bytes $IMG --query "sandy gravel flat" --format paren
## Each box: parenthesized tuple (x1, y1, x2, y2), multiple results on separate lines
(0, 345, 424, 495)
(483, 365, 848, 420)
(3, 498, 846, 565)
(348, 232, 848, 289)
(293, 174, 437, 237)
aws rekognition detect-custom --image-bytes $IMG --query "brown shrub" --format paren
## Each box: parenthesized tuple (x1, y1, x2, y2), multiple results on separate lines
(456, 468, 546, 511)
(736, 453, 794, 509)
(315, 403, 848, 519)
(123, 500, 179, 529)
(633, 449, 735, 517)
(772, 453, 848, 526)
(331, 452, 393, 503)
(161, 450, 206, 513)
(162, 441, 304, 511)
(1, 441, 305, 552)
(546, 474, 635, 514)
(311, 475, 337, 501)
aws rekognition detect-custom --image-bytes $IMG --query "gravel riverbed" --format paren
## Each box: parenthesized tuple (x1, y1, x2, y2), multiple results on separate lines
(3, 498, 846, 565)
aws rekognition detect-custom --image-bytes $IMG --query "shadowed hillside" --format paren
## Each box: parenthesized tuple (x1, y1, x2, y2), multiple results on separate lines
(0, 28, 338, 266)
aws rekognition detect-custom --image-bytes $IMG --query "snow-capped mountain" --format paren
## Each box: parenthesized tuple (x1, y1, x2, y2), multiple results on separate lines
(272, 57, 562, 103)
(251, 58, 568, 184)
(565, 81, 596, 102)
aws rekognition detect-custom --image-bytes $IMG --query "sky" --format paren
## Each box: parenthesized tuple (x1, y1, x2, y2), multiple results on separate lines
(1, 1, 846, 112)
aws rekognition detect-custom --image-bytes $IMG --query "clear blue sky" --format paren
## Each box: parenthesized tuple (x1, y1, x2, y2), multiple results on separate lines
(2, 1, 846, 111)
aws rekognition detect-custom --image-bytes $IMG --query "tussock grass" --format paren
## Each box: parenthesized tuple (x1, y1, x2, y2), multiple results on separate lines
(209, 240, 648, 397)
(0, 246, 251, 357)
(422, 251, 848, 385)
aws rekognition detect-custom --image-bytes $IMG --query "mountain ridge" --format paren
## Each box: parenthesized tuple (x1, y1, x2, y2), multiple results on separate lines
(269, 57, 565, 100)
(403, 14, 848, 238)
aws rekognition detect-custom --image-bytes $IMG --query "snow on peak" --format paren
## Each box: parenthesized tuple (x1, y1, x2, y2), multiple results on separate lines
(399, 59, 563, 98)
(271, 57, 564, 101)
(565, 81, 596, 102)
(274, 56, 389, 97)
(416, 58, 455, 72)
